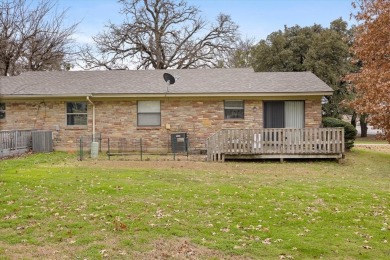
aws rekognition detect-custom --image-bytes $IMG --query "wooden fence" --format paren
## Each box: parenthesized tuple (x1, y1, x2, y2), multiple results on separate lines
(0, 130, 34, 157)
(207, 128, 345, 162)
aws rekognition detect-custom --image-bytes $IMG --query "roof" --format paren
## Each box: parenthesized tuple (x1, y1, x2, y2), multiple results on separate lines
(0, 68, 333, 98)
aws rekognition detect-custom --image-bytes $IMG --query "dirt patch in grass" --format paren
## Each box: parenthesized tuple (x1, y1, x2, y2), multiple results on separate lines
(81, 159, 243, 172)
(74, 158, 312, 178)
(131, 238, 251, 260)
(0, 242, 83, 259)
(354, 144, 390, 154)
(0, 238, 250, 260)
(355, 135, 388, 143)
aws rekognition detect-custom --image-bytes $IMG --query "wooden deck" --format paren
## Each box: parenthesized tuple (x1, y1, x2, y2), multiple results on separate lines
(206, 128, 345, 162)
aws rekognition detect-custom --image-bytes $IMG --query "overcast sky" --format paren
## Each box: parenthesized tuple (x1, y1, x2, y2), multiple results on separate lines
(58, 0, 356, 45)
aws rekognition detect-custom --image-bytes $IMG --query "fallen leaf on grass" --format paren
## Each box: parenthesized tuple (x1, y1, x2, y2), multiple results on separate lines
(178, 240, 195, 256)
(220, 227, 230, 233)
(154, 208, 170, 219)
(118, 250, 127, 255)
(4, 214, 18, 220)
(100, 249, 109, 257)
(262, 238, 272, 245)
(113, 216, 127, 231)
(115, 185, 123, 190)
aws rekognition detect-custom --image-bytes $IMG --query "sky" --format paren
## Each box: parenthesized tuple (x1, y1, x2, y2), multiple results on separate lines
(57, 0, 356, 45)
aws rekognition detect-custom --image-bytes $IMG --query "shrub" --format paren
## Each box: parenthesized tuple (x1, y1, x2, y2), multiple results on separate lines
(322, 117, 357, 150)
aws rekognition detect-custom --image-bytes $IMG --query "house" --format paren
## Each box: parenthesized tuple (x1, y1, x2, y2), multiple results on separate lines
(0, 68, 343, 160)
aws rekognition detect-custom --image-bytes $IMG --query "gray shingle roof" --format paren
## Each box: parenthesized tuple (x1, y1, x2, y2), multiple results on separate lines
(0, 68, 332, 97)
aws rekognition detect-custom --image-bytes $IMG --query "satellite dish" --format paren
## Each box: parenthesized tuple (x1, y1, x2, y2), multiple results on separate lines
(163, 73, 175, 85)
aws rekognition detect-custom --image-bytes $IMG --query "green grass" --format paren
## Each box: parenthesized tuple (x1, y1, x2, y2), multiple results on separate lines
(0, 150, 389, 259)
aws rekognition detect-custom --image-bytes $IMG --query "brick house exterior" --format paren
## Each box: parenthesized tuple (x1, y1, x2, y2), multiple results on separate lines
(0, 69, 330, 152)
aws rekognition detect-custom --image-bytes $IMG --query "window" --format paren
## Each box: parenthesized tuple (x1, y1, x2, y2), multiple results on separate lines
(0, 103, 5, 119)
(137, 101, 161, 126)
(264, 101, 304, 128)
(224, 100, 244, 120)
(66, 102, 87, 125)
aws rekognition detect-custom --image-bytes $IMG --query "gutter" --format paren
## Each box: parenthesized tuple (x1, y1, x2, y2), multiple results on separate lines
(0, 91, 333, 99)
(87, 91, 333, 98)
(86, 96, 96, 141)
(84, 92, 334, 98)
(0, 94, 93, 100)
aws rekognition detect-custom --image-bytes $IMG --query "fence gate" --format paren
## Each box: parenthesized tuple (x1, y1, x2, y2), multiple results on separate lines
(32, 131, 53, 153)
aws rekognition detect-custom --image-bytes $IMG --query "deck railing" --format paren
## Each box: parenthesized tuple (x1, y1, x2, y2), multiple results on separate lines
(207, 128, 345, 161)
(0, 130, 34, 157)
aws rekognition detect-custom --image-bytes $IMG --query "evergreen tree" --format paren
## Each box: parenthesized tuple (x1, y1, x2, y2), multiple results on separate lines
(251, 19, 355, 118)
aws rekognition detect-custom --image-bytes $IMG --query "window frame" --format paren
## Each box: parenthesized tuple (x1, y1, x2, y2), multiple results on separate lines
(66, 102, 88, 126)
(224, 100, 245, 120)
(263, 100, 305, 128)
(137, 100, 161, 127)
(0, 102, 5, 120)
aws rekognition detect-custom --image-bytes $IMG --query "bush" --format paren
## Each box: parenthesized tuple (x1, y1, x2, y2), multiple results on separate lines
(322, 117, 357, 150)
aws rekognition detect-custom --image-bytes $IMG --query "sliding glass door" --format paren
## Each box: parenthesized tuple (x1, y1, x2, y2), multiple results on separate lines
(264, 101, 304, 128)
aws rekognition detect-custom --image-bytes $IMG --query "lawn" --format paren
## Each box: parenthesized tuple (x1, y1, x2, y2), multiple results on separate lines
(0, 148, 389, 259)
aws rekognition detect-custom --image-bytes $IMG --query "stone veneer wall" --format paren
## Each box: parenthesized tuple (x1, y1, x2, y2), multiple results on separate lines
(304, 99, 322, 128)
(93, 98, 262, 153)
(0, 97, 322, 152)
(0, 100, 91, 150)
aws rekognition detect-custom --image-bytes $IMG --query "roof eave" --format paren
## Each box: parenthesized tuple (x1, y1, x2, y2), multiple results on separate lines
(93, 92, 333, 98)
(0, 91, 333, 100)
(0, 94, 92, 100)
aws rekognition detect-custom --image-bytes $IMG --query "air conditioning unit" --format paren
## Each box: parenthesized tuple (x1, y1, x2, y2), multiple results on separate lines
(171, 133, 188, 153)
(32, 131, 53, 153)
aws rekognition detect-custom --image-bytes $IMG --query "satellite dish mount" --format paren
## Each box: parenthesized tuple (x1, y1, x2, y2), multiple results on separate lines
(163, 73, 175, 92)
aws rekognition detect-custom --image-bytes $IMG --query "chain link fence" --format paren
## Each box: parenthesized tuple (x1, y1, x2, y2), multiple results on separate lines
(77, 133, 208, 161)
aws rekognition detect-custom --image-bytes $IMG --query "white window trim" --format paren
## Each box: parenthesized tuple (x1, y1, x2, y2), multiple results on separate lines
(224, 100, 245, 120)
(137, 100, 161, 127)
(66, 102, 88, 126)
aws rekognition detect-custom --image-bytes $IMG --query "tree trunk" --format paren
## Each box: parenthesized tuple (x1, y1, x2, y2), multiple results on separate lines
(3, 60, 10, 76)
(360, 113, 368, 137)
(351, 111, 357, 128)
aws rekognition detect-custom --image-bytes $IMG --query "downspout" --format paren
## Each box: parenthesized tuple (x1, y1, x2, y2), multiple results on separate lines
(86, 96, 96, 141)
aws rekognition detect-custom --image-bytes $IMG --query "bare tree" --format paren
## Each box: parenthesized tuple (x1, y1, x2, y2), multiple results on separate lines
(78, 0, 239, 70)
(216, 37, 255, 68)
(0, 0, 77, 76)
